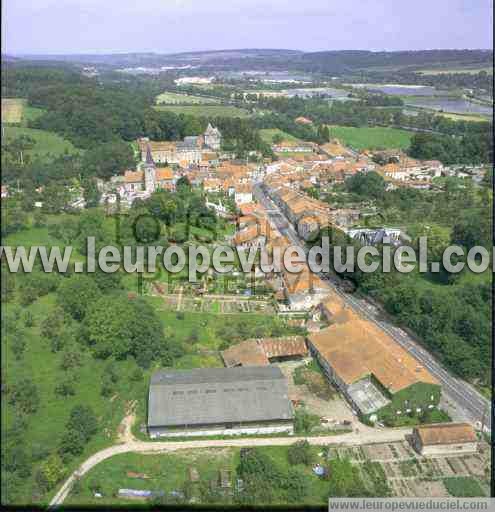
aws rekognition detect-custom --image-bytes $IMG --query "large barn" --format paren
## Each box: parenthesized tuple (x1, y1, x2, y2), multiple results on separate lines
(147, 366, 294, 438)
(308, 306, 441, 423)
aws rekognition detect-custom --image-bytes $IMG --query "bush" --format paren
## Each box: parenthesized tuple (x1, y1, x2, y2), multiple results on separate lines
(294, 408, 320, 434)
(35, 454, 66, 492)
(288, 440, 313, 466)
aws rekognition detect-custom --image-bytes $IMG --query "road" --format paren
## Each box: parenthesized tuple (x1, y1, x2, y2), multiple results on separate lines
(49, 428, 411, 507)
(253, 183, 491, 432)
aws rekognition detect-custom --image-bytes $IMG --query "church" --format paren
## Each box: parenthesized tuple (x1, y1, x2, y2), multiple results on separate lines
(137, 124, 222, 166)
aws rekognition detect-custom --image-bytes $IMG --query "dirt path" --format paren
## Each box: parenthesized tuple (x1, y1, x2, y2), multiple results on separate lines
(116, 401, 137, 444)
(49, 427, 411, 507)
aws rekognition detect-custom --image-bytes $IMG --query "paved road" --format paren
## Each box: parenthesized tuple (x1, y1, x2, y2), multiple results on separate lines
(253, 183, 491, 432)
(49, 428, 411, 507)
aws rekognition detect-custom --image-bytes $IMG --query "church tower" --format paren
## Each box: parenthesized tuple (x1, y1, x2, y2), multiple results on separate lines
(144, 144, 157, 193)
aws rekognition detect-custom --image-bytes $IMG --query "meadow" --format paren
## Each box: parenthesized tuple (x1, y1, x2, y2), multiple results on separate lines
(2, 126, 79, 159)
(259, 128, 301, 144)
(154, 104, 250, 118)
(326, 125, 414, 150)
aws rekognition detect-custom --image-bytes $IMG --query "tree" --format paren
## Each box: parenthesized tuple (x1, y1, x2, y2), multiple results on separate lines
(60, 349, 83, 371)
(67, 405, 98, 441)
(345, 171, 386, 199)
(83, 295, 165, 365)
(3, 446, 32, 478)
(59, 426, 87, 459)
(10, 330, 28, 360)
(35, 454, 66, 491)
(82, 141, 135, 179)
(287, 440, 313, 466)
(54, 380, 76, 397)
(56, 275, 101, 320)
(8, 378, 40, 414)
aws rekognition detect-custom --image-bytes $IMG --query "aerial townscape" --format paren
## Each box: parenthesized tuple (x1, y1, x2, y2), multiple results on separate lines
(1, 2, 493, 508)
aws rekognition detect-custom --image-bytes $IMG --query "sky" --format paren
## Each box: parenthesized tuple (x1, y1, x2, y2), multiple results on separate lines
(3, 0, 494, 55)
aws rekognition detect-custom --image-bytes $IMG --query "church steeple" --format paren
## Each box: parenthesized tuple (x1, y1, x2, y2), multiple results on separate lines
(145, 143, 155, 166)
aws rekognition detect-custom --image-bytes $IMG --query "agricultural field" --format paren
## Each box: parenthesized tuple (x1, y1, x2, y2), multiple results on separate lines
(154, 104, 250, 118)
(327, 125, 414, 150)
(2, 126, 79, 159)
(2, 98, 25, 123)
(156, 91, 219, 105)
(259, 128, 301, 144)
(436, 111, 490, 122)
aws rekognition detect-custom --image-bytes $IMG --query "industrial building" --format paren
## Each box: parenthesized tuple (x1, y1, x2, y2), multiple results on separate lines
(147, 366, 294, 438)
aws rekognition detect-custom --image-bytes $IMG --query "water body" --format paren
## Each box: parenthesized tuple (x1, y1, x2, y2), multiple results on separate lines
(405, 97, 492, 116)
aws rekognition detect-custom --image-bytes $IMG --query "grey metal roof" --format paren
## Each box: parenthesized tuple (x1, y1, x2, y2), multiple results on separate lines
(148, 366, 293, 428)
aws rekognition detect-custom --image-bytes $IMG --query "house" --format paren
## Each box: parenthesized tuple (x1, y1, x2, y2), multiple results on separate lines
(147, 366, 294, 438)
(295, 116, 313, 125)
(411, 423, 478, 456)
(234, 184, 253, 206)
(307, 308, 441, 422)
(221, 336, 308, 367)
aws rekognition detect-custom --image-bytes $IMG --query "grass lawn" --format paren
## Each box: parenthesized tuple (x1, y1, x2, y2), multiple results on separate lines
(153, 105, 250, 118)
(259, 128, 301, 144)
(2, 98, 25, 123)
(326, 125, 413, 150)
(156, 91, 219, 105)
(2, 126, 79, 159)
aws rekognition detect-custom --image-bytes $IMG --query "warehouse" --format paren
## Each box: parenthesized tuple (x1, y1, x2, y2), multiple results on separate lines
(148, 366, 294, 438)
(307, 308, 441, 423)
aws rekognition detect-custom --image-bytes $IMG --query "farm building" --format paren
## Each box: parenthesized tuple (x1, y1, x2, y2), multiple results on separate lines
(307, 308, 441, 423)
(221, 336, 308, 367)
(148, 366, 294, 438)
(411, 423, 478, 456)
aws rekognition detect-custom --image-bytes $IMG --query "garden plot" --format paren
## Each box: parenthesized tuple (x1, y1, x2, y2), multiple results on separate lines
(409, 480, 450, 498)
(460, 455, 488, 478)
(362, 443, 396, 462)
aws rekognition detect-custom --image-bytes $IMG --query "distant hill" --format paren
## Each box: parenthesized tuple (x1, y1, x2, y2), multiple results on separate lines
(7, 48, 493, 74)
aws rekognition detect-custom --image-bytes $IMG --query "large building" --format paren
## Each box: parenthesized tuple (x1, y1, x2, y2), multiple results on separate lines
(147, 366, 294, 438)
(138, 124, 222, 165)
(308, 299, 441, 423)
(411, 423, 478, 456)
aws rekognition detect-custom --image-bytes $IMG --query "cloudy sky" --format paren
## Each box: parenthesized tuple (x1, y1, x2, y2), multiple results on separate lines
(3, 0, 493, 55)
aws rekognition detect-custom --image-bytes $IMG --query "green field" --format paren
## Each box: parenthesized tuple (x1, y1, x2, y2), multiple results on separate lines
(156, 91, 219, 105)
(2, 126, 79, 158)
(154, 105, 250, 118)
(259, 128, 301, 144)
(2, 98, 25, 123)
(327, 125, 414, 150)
